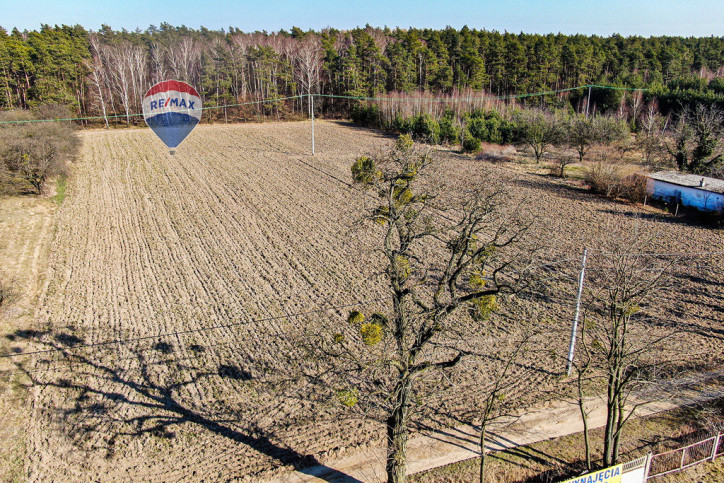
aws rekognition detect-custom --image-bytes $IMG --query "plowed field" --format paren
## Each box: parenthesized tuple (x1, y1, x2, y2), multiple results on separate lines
(6, 121, 722, 481)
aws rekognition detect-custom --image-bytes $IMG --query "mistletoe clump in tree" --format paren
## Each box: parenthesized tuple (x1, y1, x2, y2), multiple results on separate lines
(322, 134, 531, 482)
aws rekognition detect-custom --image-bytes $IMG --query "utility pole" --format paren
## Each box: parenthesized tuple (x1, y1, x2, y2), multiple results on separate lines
(311, 93, 315, 156)
(586, 85, 592, 118)
(566, 248, 588, 376)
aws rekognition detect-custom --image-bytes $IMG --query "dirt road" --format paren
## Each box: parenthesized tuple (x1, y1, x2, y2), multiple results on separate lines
(275, 370, 724, 482)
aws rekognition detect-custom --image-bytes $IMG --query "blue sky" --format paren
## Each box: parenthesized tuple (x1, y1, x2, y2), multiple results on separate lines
(1, 0, 722, 36)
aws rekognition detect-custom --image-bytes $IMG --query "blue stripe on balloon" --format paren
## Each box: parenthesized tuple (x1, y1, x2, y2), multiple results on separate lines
(145, 112, 199, 148)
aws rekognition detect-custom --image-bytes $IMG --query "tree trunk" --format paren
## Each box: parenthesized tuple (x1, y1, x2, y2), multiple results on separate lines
(386, 375, 412, 483)
(577, 388, 592, 470)
(479, 418, 488, 482)
(603, 373, 620, 467)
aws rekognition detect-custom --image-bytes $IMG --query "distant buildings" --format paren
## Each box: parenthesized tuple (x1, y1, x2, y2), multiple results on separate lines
(647, 171, 724, 212)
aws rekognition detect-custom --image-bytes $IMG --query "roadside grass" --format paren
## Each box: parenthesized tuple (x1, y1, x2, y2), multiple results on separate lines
(51, 175, 67, 204)
(411, 398, 724, 482)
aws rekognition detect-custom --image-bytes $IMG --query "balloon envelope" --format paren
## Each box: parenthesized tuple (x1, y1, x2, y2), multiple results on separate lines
(142, 80, 202, 153)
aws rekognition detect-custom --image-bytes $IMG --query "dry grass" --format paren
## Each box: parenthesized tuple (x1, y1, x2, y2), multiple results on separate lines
(411, 397, 724, 483)
(1, 121, 722, 481)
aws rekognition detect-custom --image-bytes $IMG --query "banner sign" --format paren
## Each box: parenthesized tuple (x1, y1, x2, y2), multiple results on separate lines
(562, 464, 622, 483)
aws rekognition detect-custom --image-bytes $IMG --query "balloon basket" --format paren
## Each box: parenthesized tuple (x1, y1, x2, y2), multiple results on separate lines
(169, 149, 176, 155)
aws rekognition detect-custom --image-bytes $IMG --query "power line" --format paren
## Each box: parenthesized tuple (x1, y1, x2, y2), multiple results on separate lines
(0, 95, 305, 125)
(0, 259, 577, 368)
(0, 84, 646, 125)
(314, 84, 647, 103)
(0, 298, 388, 360)
(590, 251, 724, 258)
(2, 248, 719, 364)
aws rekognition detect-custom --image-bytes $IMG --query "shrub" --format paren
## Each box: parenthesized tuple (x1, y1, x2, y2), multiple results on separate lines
(619, 174, 648, 203)
(438, 116, 459, 144)
(351, 103, 380, 126)
(466, 117, 489, 143)
(0, 105, 79, 194)
(499, 118, 517, 144)
(0, 162, 14, 195)
(392, 114, 413, 134)
(584, 161, 625, 198)
(462, 132, 481, 152)
(584, 163, 648, 203)
(32, 103, 75, 123)
(412, 114, 440, 144)
(464, 110, 515, 144)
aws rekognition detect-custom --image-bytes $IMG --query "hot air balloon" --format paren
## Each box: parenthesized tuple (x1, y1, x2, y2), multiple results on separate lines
(142, 80, 202, 155)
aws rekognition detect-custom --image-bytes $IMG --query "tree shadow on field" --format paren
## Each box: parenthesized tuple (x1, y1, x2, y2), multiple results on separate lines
(329, 120, 398, 140)
(487, 433, 570, 467)
(5, 331, 358, 482)
(243, 146, 298, 156)
(510, 176, 597, 203)
(595, 208, 686, 226)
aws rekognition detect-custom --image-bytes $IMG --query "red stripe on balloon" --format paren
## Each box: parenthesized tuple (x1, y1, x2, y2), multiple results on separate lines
(144, 80, 200, 98)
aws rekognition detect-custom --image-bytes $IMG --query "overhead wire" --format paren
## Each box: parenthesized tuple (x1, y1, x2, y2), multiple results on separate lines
(0, 95, 305, 124)
(0, 298, 389, 361)
(0, 84, 647, 125)
(2, 246, 719, 371)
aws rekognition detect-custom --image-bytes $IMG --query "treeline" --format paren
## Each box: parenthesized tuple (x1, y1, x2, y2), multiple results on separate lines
(352, 97, 628, 158)
(350, 89, 724, 182)
(1, 24, 723, 124)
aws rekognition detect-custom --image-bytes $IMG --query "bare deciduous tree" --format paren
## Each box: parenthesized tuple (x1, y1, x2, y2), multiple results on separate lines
(666, 104, 724, 176)
(292, 35, 323, 111)
(574, 228, 675, 468)
(0, 106, 80, 194)
(165, 38, 201, 85)
(551, 155, 577, 178)
(566, 114, 629, 164)
(637, 104, 666, 168)
(475, 327, 538, 483)
(86, 34, 110, 128)
(298, 135, 533, 483)
(514, 110, 565, 163)
(103, 41, 146, 124)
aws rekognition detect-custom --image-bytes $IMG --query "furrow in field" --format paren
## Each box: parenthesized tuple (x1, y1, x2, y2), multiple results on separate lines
(26, 121, 723, 481)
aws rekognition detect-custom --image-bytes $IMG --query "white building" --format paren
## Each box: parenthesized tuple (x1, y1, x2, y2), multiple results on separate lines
(647, 171, 724, 212)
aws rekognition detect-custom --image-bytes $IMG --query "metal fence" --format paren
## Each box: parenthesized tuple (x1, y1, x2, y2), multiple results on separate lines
(648, 432, 724, 478)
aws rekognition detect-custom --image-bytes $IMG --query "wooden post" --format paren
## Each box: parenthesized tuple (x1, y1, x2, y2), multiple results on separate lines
(643, 452, 653, 479)
(680, 446, 687, 470)
(711, 433, 721, 461)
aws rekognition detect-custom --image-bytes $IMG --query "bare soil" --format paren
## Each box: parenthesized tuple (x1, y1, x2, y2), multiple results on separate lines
(0, 196, 56, 481)
(1, 121, 722, 481)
